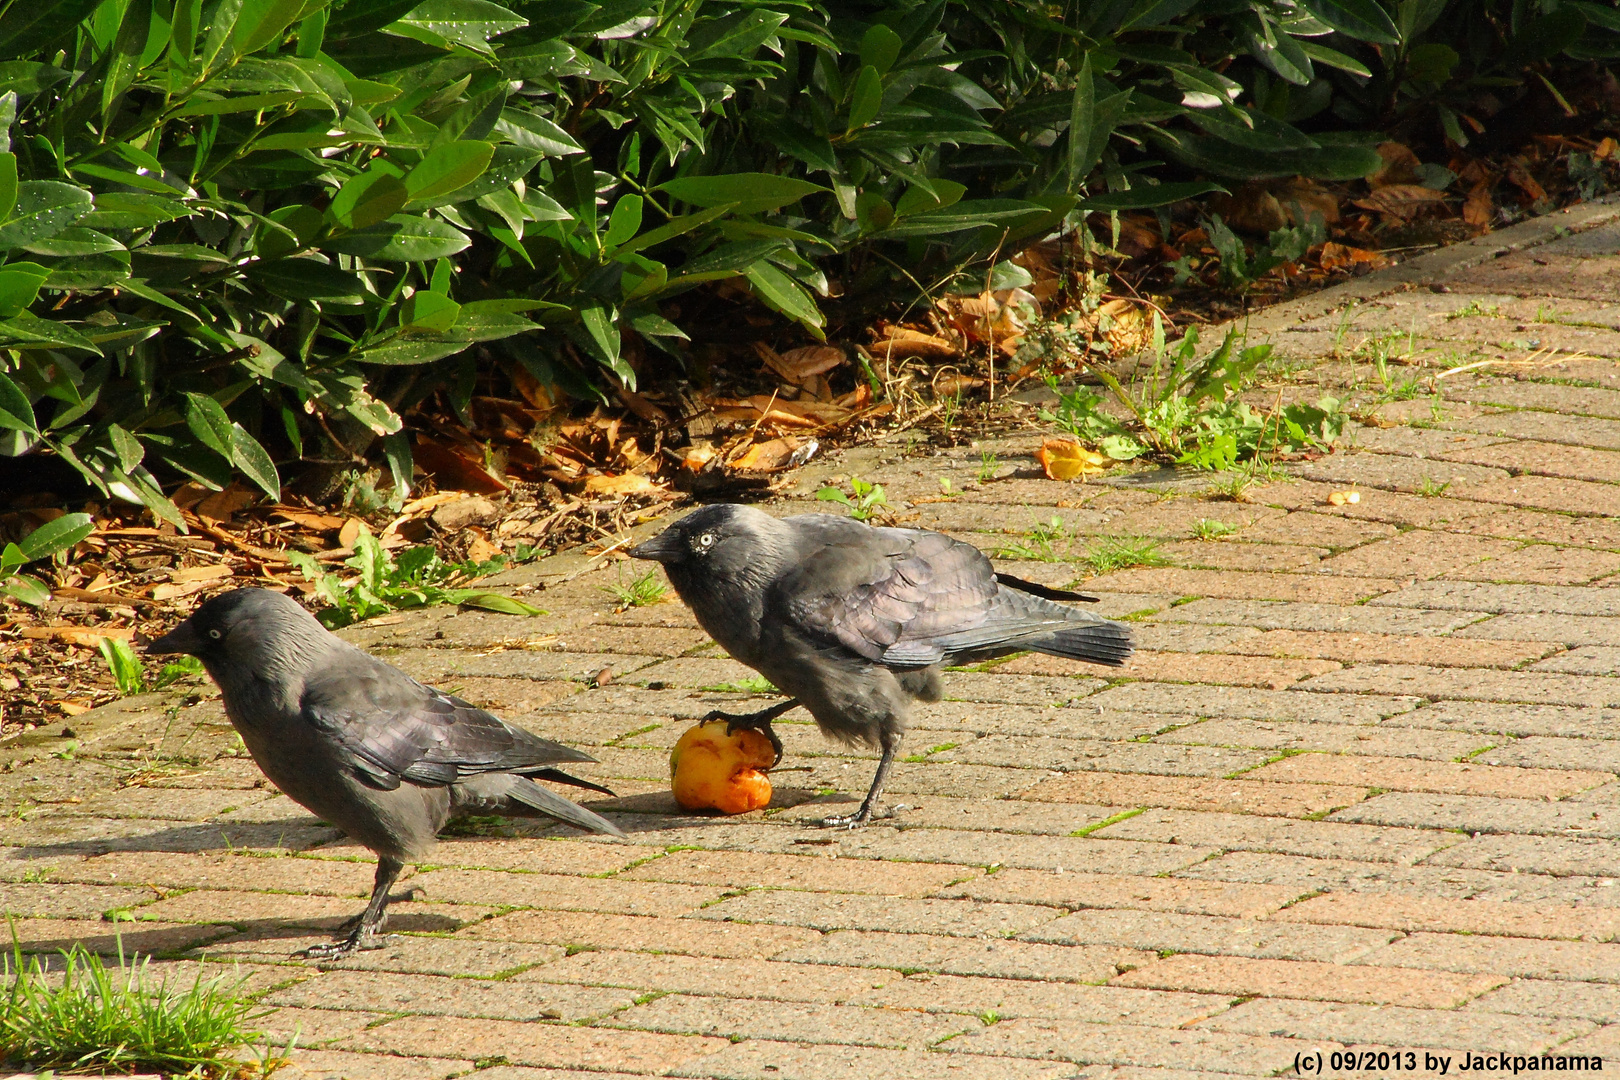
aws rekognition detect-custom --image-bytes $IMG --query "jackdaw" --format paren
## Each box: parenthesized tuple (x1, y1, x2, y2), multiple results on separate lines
(148, 588, 624, 958)
(630, 504, 1133, 826)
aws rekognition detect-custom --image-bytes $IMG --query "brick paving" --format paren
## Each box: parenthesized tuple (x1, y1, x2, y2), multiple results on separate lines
(6, 198, 1620, 1079)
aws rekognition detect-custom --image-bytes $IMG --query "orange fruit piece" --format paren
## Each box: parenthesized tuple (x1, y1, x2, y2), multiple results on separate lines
(669, 719, 775, 814)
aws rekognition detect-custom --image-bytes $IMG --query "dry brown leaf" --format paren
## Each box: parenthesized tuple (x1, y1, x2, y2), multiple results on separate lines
(872, 327, 958, 360)
(1036, 438, 1110, 481)
(466, 535, 502, 563)
(1318, 242, 1387, 272)
(1462, 184, 1494, 229)
(171, 564, 234, 584)
(271, 508, 345, 532)
(767, 345, 845, 381)
(337, 518, 364, 548)
(711, 395, 851, 429)
(58, 700, 93, 716)
(414, 437, 509, 495)
(582, 473, 660, 495)
(1352, 184, 1447, 221)
(727, 437, 803, 472)
(1096, 299, 1150, 356)
(1596, 137, 1618, 161)
(194, 485, 255, 524)
(1368, 142, 1421, 188)
(1209, 184, 1286, 234)
(509, 362, 561, 413)
(21, 626, 135, 648)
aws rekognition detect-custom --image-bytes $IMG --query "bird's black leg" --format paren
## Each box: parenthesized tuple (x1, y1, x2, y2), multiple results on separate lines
(300, 857, 405, 961)
(702, 698, 799, 767)
(821, 728, 901, 829)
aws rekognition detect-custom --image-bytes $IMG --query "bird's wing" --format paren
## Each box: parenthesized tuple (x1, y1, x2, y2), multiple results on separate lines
(302, 653, 594, 790)
(776, 525, 1014, 667)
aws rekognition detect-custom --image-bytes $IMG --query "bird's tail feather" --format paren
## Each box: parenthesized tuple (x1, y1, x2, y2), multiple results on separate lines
(508, 775, 626, 837)
(1024, 620, 1134, 667)
(526, 767, 617, 798)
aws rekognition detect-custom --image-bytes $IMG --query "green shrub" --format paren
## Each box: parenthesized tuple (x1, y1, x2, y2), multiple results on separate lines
(0, 0, 1607, 513)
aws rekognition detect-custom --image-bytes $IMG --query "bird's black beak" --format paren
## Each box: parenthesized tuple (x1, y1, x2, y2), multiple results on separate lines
(146, 619, 201, 656)
(628, 530, 679, 563)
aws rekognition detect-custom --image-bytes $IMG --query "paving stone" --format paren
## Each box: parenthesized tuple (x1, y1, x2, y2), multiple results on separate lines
(1238, 512, 1401, 549)
(276, 1048, 478, 1080)
(669, 1040, 1075, 1080)
(1358, 932, 1620, 983)
(1448, 409, 1620, 450)
(1093, 809, 1458, 864)
(1531, 646, 1620, 676)
(942, 1017, 1330, 1075)
(263, 969, 632, 1022)
(349, 1015, 730, 1073)
(1316, 530, 1520, 579)
(514, 950, 889, 1002)
(1473, 735, 1620, 774)
(1156, 540, 1328, 572)
(612, 994, 979, 1049)
(1381, 700, 1620, 739)
(7, 916, 232, 955)
(1019, 771, 1366, 818)
(1113, 952, 1504, 1007)
(261, 1005, 388, 1047)
(1116, 651, 1342, 690)
(1152, 718, 1487, 762)
(939, 870, 1304, 918)
(1467, 980, 1620, 1023)
(619, 849, 978, 896)
(1446, 544, 1620, 585)
(1248, 754, 1611, 799)
(1329, 792, 1620, 838)
(1369, 581, 1620, 617)
(1087, 683, 1419, 723)
(692, 891, 1066, 938)
(1299, 663, 1620, 707)
(461, 911, 818, 959)
(775, 929, 1147, 982)
(849, 974, 1226, 1025)
(1176, 850, 1515, 898)
(1078, 567, 1402, 603)
(1425, 833, 1620, 878)
(409, 869, 723, 916)
(0, 881, 157, 919)
(1024, 908, 1395, 964)
(1455, 613, 1620, 646)
(1198, 997, 1590, 1053)
(935, 736, 1271, 777)
(1271, 892, 1620, 941)
(1199, 628, 1550, 669)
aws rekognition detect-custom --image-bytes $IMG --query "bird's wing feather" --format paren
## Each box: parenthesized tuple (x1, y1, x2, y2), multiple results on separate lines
(302, 652, 595, 788)
(777, 527, 1008, 667)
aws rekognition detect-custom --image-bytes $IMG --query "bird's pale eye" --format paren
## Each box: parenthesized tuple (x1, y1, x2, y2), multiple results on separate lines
(697, 533, 715, 549)
(207, 629, 223, 640)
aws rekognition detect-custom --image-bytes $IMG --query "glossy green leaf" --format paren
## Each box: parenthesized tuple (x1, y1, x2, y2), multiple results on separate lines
(233, 0, 308, 57)
(184, 392, 233, 458)
(246, 258, 369, 302)
(1078, 182, 1226, 211)
(1296, 0, 1400, 44)
(0, 0, 101, 57)
(78, 193, 192, 230)
(229, 423, 281, 500)
(0, 574, 49, 606)
(323, 215, 471, 260)
(0, 368, 36, 433)
(745, 262, 824, 333)
(17, 512, 95, 561)
(685, 9, 788, 63)
(1067, 52, 1096, 189)
(108, 423, 145, 474)
(401, 290, 461, 331)
(0, 182, 93, 250)
(0, 152, 15, 223)
(848, 65, 883, 131)
(603, 194, 643, 248)
(493, 110, 585, 156)
(0, 263, 43, 325)
(404, 140, 494, 203)
(877, 199, 1048, 238)
(330, 166, 409, 229)
(858, 23, 903, 74)
(389, 0, 526, 53)
(656, 174, 825, 214)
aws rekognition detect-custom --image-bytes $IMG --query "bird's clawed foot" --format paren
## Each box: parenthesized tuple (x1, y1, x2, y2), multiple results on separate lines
(818, 802, 885, 830)
(703, 709, 785, 767)
(298, 922, 393, 961)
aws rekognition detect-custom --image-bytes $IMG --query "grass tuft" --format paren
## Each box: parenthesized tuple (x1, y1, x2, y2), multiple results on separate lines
(605, 568, 668, 609)
(1079, 536, 1168, 576)
(1, 936, 282, 1078)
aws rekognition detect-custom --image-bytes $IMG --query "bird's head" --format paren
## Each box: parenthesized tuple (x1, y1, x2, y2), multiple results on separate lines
(628, 503, 782, 578)
(147, 588, 329, 676)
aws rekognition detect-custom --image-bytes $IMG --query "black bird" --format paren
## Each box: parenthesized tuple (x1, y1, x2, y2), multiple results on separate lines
(630, 504, 1133, 826)
(148, 588, 623, 959)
